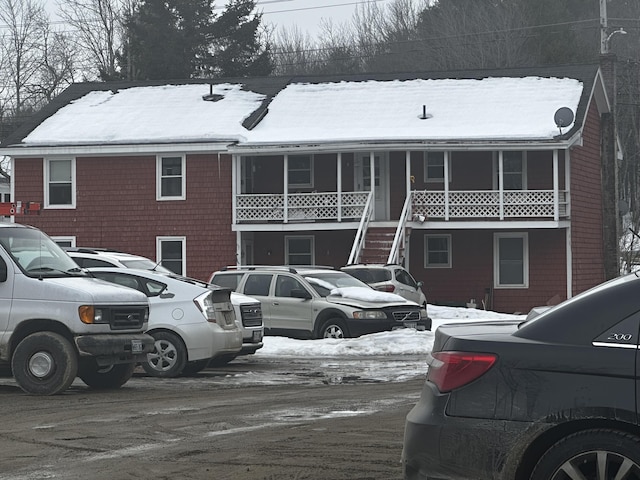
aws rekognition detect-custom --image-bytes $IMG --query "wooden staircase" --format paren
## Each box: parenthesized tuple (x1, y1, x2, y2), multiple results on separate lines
(359, 227, 397, 264)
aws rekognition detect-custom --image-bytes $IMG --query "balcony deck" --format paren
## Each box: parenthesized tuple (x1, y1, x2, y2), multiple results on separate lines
(234, 190, 569, 225)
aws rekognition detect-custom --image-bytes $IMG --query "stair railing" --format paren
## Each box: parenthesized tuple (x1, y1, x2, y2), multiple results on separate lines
(388, 192, 414, 265)
(347, 192, 373, 265)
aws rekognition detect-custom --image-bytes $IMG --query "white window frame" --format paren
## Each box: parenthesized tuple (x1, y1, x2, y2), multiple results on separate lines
(493, 151, 527, 190)
(44, 157, 76, 208)
(52, 236, 76, 248)
(156, 236, 186, 275)
(493, 232, 529, 288)
(285, 235, 315, 265)
(424, 234, 452, 268)
(287, 154, 314, 188)
(156, 155, 186, 200)
(423, 151, 451, 183)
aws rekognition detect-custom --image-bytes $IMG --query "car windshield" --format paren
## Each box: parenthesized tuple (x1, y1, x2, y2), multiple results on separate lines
(0, 228, 84, 276)
(303, 271, 369, 296)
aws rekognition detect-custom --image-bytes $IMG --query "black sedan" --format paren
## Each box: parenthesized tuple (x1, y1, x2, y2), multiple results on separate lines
(402, 273, 640, 480)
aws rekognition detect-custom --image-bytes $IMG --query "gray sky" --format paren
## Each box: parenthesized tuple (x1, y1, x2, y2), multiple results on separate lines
(43, 0, 396, 40)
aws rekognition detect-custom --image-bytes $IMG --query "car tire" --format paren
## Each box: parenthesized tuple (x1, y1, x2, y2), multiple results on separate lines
(181, 359, 210, 375)
(142, 331, 187, 378)
(530, 429, 640, 480)
(78, 361, 135, 389)
(11, 332, 78, 395)
(318, 318, 349, 339)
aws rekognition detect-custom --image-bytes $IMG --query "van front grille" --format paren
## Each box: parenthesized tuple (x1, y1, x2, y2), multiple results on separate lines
(240, 303, 263, 327)
(108, 306, 148, 330)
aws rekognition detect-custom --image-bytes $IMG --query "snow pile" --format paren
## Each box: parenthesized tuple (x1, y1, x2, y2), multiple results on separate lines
(257, 304, 525, 357)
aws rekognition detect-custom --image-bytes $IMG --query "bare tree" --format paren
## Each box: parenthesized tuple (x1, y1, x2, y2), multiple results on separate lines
(56, 0, 127, 80)
(0, 0, 49, 115)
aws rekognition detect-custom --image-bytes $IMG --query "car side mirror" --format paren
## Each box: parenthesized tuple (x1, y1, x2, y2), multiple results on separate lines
(417, 281, 423, 287)
(291, 288, 312, 300)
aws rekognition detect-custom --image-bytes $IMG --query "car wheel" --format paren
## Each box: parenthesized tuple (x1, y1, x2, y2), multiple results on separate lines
(78, 361, 135, 389)
(531, 429, 640, 480)
(318, 318, 349, 339)
(11, 332, 78, 395)
(181, 359, 210, 375)
(142, 331, 187, 378)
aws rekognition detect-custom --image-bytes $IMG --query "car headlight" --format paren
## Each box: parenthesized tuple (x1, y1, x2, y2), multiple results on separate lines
(78, 305, 107, 324)
(353, 310, 387, 320)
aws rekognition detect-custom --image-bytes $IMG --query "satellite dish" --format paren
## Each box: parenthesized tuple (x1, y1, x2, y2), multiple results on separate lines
(554, 107, 574, 129)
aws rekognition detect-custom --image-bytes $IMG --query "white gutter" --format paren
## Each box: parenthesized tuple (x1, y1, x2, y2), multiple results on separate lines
(0, 141, 234, 157)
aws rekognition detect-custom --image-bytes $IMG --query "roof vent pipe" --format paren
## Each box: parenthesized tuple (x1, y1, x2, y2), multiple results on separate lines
(419, 105, 432, 120)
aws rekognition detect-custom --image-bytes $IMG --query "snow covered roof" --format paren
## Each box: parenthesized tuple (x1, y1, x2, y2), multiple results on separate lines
(1, 65, 603, 152)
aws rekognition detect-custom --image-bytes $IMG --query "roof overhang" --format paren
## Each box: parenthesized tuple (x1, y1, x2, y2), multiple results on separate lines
(0, 141, 234, 158)
(227, 135, 583, 155)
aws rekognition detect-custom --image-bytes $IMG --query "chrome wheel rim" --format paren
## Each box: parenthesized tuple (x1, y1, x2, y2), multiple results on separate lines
(323, 325, 344, 339)
(28, 351, 54, 378)
(147, 339, 178, 372)
(553, 450, 640, 480)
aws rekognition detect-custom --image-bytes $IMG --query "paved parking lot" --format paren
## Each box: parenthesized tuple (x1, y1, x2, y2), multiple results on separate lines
(0, 355, 426, 480)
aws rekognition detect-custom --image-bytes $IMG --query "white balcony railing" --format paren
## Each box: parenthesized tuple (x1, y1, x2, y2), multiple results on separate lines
(234, 190, 569, 224)
(411, 190, 568, 220)
(235, 191, 370, 223)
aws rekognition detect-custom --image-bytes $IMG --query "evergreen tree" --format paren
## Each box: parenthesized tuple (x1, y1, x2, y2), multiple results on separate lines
(203, 0, 272, 77)
(120, 0, 213, 80)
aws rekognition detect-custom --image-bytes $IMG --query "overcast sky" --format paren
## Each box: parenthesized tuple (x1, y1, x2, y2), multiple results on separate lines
(44, 0, 397, 40)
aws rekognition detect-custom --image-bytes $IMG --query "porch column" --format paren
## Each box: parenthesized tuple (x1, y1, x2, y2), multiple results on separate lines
(498, 151, 505, 220)
(566, 226, 573, 299)
(236, 231, 242, 267)
(444, 151, 450, 221)
(369, 151, 375, 218)
(232, 154, 238, 225)
(284, 154, 289, 223)
(565, 150, 571, 218)
(337, 152, 343, 222)
(405, 151, 411, 196)
(553, 150, 559, 221)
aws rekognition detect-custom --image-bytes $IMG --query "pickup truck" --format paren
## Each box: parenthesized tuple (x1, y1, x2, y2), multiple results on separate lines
(0, 223, 153, 395)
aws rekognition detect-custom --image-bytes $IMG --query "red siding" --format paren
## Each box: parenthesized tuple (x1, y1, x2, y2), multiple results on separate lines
(408, 229, 568, 314)
(569, 101, 606, 294)
(14, 153, 236, 282)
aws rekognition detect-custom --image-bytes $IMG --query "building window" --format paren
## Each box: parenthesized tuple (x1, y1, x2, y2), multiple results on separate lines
(286, 236, 314, 265)
(494, 233, 528, 288)
(157, 155, 185, 200)
(45, 158, 75, 208)
(423, 151, 449, 183)
(425, 234, 451, 268)
(496, 151, 526, 190)
(157, 236, 186, 275)
(288, 155, 313, 188)
(52, 237, 76, 248)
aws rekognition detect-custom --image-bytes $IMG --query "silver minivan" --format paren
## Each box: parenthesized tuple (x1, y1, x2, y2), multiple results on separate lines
(210, 266, 430, 339)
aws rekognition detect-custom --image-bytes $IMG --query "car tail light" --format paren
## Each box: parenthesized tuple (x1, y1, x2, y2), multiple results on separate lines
(375, 285, 395, 293)
(427, 351, 497, 392)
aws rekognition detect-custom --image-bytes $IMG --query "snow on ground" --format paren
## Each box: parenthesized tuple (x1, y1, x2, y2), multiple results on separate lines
(256, 304, 525, 358)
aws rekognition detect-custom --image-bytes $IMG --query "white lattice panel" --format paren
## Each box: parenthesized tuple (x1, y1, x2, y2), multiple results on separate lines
(236, 194, 284, 221)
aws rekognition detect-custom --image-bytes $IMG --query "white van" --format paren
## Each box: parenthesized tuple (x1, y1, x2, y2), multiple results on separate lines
(0, 224, 152, 395)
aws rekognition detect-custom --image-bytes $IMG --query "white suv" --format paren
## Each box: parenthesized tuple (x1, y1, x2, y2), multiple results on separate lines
(67, 248, 263, 359)
(210, 266, 430, 339)
(341, 264, 428, 310)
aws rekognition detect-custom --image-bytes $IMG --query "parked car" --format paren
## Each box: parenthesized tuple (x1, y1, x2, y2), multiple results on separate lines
(402, 273, 640, 480)
(341, 264, 428, 308)
(68, 248, 264, 359)
(65, 247, 171, 271)
(210, 266, 430, 338)
(89, 268, 242, 377)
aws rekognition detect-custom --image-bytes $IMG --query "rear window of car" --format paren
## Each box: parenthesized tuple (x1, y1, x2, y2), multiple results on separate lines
(346, 268, 391, 283)
(211, 273, 243, 291)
